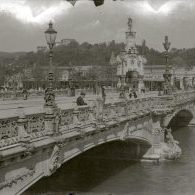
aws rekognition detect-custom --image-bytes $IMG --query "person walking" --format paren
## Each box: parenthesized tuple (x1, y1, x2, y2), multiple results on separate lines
(101, 85, 106, 104)
(22, 88, 28, 100)
(133, 91, 137, 98)
(92, 83, 96, 95)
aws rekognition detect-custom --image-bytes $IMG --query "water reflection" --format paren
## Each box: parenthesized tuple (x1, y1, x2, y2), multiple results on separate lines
(24, 126, 195, 195)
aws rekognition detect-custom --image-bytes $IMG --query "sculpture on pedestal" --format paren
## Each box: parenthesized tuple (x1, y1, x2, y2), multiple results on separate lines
(160, 128, 181, 160)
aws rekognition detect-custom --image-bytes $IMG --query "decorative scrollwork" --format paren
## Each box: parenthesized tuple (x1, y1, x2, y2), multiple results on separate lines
(49, 145, 62, 174)
(26, 114, 45, 138)
(0, 169, 35, 190)
(77, 107, 90, 123)
(0, 118, 18, 140)
(152, 128, 163, 136)
(60, 109, 74, 127)
(120, 122, 129, 140)
(0, 137, 20, 148)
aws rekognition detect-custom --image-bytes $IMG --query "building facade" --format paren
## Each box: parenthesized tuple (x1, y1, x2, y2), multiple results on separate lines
(144, 64, 195, 91)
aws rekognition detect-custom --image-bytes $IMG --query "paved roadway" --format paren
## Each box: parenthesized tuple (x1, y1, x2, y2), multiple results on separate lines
(0, 91, 158, 119)
(0, 93, 120, 118)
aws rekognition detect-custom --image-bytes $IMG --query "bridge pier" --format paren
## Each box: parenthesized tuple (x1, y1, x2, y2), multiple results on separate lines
(142, 121, 162, 162)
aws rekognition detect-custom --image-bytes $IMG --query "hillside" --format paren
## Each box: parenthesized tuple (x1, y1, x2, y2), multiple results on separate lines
(1, 40, 195, 70)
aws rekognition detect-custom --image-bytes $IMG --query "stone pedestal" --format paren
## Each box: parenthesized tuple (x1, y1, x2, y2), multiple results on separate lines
(138, 75, 144, 93)
(17, 108, 30, 143)
(163, 69, 172, 95)
(44, 106, 56, 136)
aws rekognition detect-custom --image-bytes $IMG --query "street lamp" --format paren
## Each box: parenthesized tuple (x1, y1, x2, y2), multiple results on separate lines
(163, 35, 172, 95)
(44, 21, 57, 107)
(118, 52, 126, 98)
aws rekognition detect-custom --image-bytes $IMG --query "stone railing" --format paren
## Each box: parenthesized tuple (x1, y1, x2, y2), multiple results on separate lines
(0, 90, 194, 152)
(0, 88, 118, 101)
(172, 90, 195, 105)
(0, 90, 69, 100)
(0, 117, 19, 148)
(0, 111, 47, 149)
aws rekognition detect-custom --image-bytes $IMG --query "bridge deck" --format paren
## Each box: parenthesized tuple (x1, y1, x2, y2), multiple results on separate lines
(0, 92, 158, 118)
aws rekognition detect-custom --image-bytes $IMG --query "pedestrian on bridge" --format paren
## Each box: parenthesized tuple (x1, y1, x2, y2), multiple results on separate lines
(101, 85, 106, 104)
(22, 88, 28, 100)
(76, 92, 87, 106)
(133, 91, 137, 98)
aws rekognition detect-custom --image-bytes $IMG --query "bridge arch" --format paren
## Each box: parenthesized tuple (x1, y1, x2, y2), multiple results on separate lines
(59, 134, 152, 167)
(167, 109, 194, 130)
(25, 138, 151, 194)
(16, 122, 153, 195)
(23, 135, 152, 194)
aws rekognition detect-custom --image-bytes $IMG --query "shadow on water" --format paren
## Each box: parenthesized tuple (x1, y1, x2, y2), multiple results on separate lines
(23, 141, 150, 195)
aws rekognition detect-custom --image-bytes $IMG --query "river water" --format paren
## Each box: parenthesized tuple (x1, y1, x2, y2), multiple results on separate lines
(24, 126, 195, 195)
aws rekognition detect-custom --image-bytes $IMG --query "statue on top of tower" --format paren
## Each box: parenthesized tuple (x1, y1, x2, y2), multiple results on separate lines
(128, 17, 133, 32)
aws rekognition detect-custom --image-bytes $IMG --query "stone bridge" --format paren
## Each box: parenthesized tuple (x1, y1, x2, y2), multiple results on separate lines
(0, 90, 195, 195)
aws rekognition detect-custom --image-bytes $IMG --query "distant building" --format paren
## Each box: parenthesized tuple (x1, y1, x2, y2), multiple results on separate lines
(144, 64, 195, 91)
(37, 46, 47, 52)
(55, 67, 71, 81)
(55, 39, 77, 47)
(109, 52, 117, 66)
(23, 66, 34, 80)
(4, 72, 23, 89)
(73, 66, 93, 77)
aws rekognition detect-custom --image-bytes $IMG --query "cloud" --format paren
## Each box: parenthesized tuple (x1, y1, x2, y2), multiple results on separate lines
(124, 0, 185, 16)
(1, 0, 195, 51)
(0, 0, 194, 24)
(0, 0, 72, 24)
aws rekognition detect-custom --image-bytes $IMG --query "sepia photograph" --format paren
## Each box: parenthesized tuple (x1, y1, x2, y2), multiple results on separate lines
(0, 0, 195, 194)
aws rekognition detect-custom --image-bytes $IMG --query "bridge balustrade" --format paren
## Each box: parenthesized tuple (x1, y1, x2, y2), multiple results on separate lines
(0, 117, 19, 148)
(172, 90, 195, 105)
(26, 113, 46, 139)
(0, 91, 194, 151)
(59, 108, 74, 133)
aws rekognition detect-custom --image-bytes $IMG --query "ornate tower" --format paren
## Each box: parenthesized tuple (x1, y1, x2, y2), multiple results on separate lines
(116, 17, 146, 94)
(125, 17, 137, 54)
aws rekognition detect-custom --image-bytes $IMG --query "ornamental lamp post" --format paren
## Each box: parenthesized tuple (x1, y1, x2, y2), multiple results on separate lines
(119, 53, 126, 98)
(163, 35, 172, 95)
(44, 21, 57, 107)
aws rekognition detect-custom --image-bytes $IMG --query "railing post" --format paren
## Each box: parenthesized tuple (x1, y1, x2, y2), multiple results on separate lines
(73, 108, 80, 125)
(17, 107, 30, 143)
(53, 107, 61, 136)
(94, 97, 104, 122)
(88, 107, 96, 122)
(110, 104, 118, 120)
(44, 106, 55, 136)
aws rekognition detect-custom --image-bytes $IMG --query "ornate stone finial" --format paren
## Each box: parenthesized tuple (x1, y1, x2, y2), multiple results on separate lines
(128, 17, 133, 32)
(163, 35, 171, 52)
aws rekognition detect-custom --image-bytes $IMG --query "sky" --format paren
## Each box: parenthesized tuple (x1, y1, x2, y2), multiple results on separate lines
(0, 0, 195, 52)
